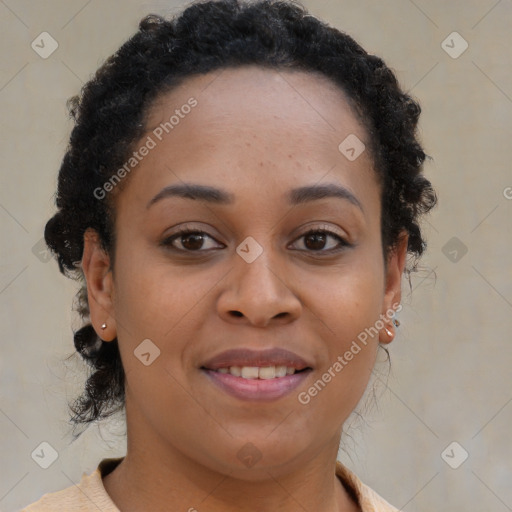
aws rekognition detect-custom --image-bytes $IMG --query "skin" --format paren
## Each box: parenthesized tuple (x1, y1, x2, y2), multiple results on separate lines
(82, 65, 408, 512)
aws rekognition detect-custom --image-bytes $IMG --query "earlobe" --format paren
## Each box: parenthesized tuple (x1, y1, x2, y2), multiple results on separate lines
(81, 228, 117, 342)
(379, 232, 409, 344)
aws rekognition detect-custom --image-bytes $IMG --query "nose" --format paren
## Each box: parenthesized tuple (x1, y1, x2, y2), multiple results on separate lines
(216, 246, 302, 328)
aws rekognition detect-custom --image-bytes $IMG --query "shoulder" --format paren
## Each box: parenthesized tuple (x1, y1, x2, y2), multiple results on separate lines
(335, 460, 400, 512)
(20, 457, 123, 512)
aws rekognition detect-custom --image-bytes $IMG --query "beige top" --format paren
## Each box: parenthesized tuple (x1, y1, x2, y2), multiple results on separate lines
(21, 457, 399, 511)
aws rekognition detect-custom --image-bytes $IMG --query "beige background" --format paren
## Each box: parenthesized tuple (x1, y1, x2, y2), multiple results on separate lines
(1, 0, 511, 510)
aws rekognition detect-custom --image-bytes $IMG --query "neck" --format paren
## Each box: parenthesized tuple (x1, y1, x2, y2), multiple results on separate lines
(102, 406, 360, 511)
(104, 454, 359, 512)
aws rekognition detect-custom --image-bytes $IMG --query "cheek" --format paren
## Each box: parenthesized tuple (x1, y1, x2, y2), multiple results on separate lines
(295, 253, 384, 412)
(111, 248, 227, 380)
(112, 246, 201, 337)
(295, 281, 381, 435)
(300, 251, 385, 348)
(111, 256, 210, 425)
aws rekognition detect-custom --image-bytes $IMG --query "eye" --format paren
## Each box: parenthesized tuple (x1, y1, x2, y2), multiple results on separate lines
(161, 225, 351, 254)
(290, 227, 350, 253)
(161, 228, 224, 253)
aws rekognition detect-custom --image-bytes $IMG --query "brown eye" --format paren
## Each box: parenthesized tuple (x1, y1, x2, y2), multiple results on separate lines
(178, 232, 207, 251)
(162, 229, 223, 252)
(161, 227, 350, 255)
(291, 229, 350, 253)
(304, 232, 328, 250)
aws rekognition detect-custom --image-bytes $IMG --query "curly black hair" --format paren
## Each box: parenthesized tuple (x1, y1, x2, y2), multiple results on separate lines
(44, 0, 437, 436)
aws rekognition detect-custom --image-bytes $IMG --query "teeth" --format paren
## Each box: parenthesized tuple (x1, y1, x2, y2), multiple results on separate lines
(230, 366, 241, 377)
(275, 365, 287, 378)
(241, 366, 259, 379)
(214, 366, 298, 379)
(259, 366, 276, 379)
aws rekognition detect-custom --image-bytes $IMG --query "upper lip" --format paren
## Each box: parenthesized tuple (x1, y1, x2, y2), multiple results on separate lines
(201, 348, 313, 371)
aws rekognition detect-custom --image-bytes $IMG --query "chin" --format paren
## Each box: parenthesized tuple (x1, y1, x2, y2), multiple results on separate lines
(203, 436, 313, 480)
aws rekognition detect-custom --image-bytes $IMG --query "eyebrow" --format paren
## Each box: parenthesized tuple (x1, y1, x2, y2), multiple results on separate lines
(147, 182, 363, 212)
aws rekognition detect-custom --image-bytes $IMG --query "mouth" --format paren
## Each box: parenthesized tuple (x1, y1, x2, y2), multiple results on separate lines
(200, 348, 313, 402)
(205, 365, 309, 379)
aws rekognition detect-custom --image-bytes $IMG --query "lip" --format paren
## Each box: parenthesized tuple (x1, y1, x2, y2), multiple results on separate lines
(202, 368, 313, 402)
(201, 347, 313, 371)
(200, 347, 313, 402)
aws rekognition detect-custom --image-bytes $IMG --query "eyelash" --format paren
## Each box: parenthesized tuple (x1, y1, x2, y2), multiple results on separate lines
(161, 226, 351, 255)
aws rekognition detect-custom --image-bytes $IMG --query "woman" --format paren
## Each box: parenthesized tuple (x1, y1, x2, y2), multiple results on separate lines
(22, 0, 437, 510)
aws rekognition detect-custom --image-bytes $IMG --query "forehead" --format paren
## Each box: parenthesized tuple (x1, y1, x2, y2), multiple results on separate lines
(116, 65, 379, 219)
(146, 65, 365, 141)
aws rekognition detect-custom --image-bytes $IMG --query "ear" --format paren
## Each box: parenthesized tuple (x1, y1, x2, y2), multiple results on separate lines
(379, 231, 408, 344)
(81, 228, 116, 341)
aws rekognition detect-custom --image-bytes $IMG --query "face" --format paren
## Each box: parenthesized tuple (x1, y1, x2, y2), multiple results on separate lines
(83, 65, 406, 480)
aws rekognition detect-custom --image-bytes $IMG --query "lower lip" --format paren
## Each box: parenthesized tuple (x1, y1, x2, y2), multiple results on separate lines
(202, 369, 312, 402)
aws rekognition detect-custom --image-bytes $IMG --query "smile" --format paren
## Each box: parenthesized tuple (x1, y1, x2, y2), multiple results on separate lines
(200, 347, 314, 402)
(213, 365, 303, 379)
